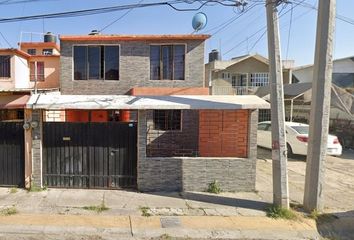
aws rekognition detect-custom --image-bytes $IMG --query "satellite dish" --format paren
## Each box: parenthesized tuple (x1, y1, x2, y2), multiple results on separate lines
(192, 12, 207, 32)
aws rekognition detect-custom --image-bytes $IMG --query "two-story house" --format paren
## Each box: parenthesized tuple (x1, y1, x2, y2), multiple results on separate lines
(205, 51, 293, 121)
(0, 33, 60, 188)
(26, 33, 269, 192)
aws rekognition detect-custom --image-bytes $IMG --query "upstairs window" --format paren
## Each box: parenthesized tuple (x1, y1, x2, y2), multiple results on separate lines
(73, 45, 119, 81)
(30, 62, 45, 81)
(42, 49, 53, 55)
(0, 55, 10, 78)
(153, 110, 181, 131)
(27, 49, 37, 55)
(150, 45, 185, 80)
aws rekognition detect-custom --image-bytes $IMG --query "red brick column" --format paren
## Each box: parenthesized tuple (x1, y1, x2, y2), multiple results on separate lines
(199, 110, 249, 157)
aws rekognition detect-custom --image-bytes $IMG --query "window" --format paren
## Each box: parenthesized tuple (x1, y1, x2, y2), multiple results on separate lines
(27, 49, 36, 55)
(231, 73, 248, 87)
(30, 62, 45, 81)
(73, 45, 119, 81)
(0, 55, 10, 78)
(250, 73, 269, 86)
(332, 73, 354, 88)
(42, 49, 53, 55)
(222, 72, 231, 80)
(153, 110, 181, 130)
(150, 45, 185, 80)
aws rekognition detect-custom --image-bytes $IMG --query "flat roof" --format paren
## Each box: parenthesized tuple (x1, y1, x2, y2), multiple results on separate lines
(59, 34, 211, 42)
(27, 94, 270, 110)
(0, 49, 31, 59)
(20, 42, 60, 51)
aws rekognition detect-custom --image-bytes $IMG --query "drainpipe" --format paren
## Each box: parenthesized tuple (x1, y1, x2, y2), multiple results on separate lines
(208, 68, 213, 95)
(34, 61, 38, 95)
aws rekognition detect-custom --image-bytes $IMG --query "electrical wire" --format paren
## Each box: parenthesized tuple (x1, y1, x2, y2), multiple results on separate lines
(285, 2, 293, 60)
(222, 0, 306, 56)
(99, 0, 145, 32)
(0, 31, 13, 47)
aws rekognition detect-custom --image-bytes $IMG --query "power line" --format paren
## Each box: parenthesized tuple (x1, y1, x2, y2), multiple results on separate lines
(100, 0, 145, 32)
(0, 0, 245, 23)
(292, 0, 354, 26)
(285, 2, 293, 60)
(223, 0, 306, 56)
(0, 31, 13, 47)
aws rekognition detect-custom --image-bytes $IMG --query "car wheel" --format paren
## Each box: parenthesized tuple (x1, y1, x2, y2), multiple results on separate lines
(287, 143, 294, 158)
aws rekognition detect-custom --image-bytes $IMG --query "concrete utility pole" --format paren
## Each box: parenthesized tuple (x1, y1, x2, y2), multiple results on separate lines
(303, 0, 336, 212)
(266, 0, 289, 208)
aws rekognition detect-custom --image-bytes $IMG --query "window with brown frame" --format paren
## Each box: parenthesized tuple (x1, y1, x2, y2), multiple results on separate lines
(153, 110, 181, 130)
(0, 55, 11, 78)
(73, 45, 120, 81)
(150, 45, 185, 80)
(30, 62, 45, 81)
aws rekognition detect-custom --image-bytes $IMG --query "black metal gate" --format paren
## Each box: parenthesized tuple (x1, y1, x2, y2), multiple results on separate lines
(42, 122, 137, 189)
(0, 122, 25, 187)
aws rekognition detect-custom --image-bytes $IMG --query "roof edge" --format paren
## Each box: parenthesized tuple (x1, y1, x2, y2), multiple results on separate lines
(59, 34, 211, 42)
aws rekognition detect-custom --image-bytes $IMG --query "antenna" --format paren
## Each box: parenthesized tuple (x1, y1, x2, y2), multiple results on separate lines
(192, 12, 207, 33)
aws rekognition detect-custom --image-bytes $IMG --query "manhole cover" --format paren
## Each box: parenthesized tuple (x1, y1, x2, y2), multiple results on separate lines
(160, 217, 181, 228)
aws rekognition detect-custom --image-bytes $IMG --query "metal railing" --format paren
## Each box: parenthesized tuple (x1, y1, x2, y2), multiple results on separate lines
(211, 86, 257, 95)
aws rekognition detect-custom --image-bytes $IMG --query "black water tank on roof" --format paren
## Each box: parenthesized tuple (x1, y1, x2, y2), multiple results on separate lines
(209, 49, 221, 62)
(44, 32, 57, 43)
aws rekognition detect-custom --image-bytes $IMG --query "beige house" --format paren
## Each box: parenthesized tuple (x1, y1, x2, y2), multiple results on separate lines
(205, 53, 293, 95)
(205, 53, 293, 121)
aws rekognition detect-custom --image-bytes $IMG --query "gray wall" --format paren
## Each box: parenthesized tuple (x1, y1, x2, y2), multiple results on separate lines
(137, 109, 259, 192)
(60, 40, 206, 95)
(146, 110, 199, 157)
(31, 110, 43, 188)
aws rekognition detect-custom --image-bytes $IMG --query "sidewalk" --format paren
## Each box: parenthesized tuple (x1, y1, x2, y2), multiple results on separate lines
(0, 213, 319, 240)
(1, 182, 353, 239)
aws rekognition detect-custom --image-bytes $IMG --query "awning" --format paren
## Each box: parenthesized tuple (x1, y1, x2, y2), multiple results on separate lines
(0, 94, 30, 109)
(27, 94, 270, 110)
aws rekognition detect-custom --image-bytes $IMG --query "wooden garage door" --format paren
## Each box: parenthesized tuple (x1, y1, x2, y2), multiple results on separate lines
(42, 122, 137, 189)
(0, 122, 25, 187)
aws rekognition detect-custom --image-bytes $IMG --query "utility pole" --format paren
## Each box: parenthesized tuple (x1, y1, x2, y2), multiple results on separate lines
(303, 0, 336, 212)
(266, 0, 289, 208)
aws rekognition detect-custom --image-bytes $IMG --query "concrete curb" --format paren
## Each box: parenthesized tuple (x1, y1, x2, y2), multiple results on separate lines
(0, 214, 320, 239)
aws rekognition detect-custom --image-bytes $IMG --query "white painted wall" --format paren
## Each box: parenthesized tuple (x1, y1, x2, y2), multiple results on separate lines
(14, 55, 30, 89)
(293, 57, 354, 83)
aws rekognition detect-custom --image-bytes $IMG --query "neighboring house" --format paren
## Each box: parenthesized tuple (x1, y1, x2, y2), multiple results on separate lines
(0, 33, 60, 188)
(25, 33, 270, 193)
(293, 56, 354, 94)
(291, 56, 354, 148)
(20, 40, 61, 90)
(205, 52, 293, 121)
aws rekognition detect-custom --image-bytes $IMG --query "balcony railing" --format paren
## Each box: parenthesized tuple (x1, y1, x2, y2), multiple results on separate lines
(211, 86, 257, 95)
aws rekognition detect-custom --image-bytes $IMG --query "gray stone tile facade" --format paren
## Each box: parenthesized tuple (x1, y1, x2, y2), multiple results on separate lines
(60, 40, 206, 95)
(31, 110, 43, 188)
(137, 109, 259, 192)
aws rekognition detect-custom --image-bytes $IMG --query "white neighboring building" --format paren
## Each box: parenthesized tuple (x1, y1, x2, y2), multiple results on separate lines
(292, 56, 354, 149)
(293, 56, 354, 94)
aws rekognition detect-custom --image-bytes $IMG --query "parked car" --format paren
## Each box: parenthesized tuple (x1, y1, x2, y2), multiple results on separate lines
(257, 121, 342, 156)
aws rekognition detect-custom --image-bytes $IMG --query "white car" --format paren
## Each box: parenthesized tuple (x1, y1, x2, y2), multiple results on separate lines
(257, 121, 342, 156)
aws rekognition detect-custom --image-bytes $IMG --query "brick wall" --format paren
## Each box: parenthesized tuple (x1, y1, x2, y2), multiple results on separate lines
(60, 40, 206, 95)
(146, 110, 199, 157)
(199, 110, 249, 157)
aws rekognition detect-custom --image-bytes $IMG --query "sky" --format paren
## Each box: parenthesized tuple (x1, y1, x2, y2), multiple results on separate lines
(0, 0, 353, 67)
